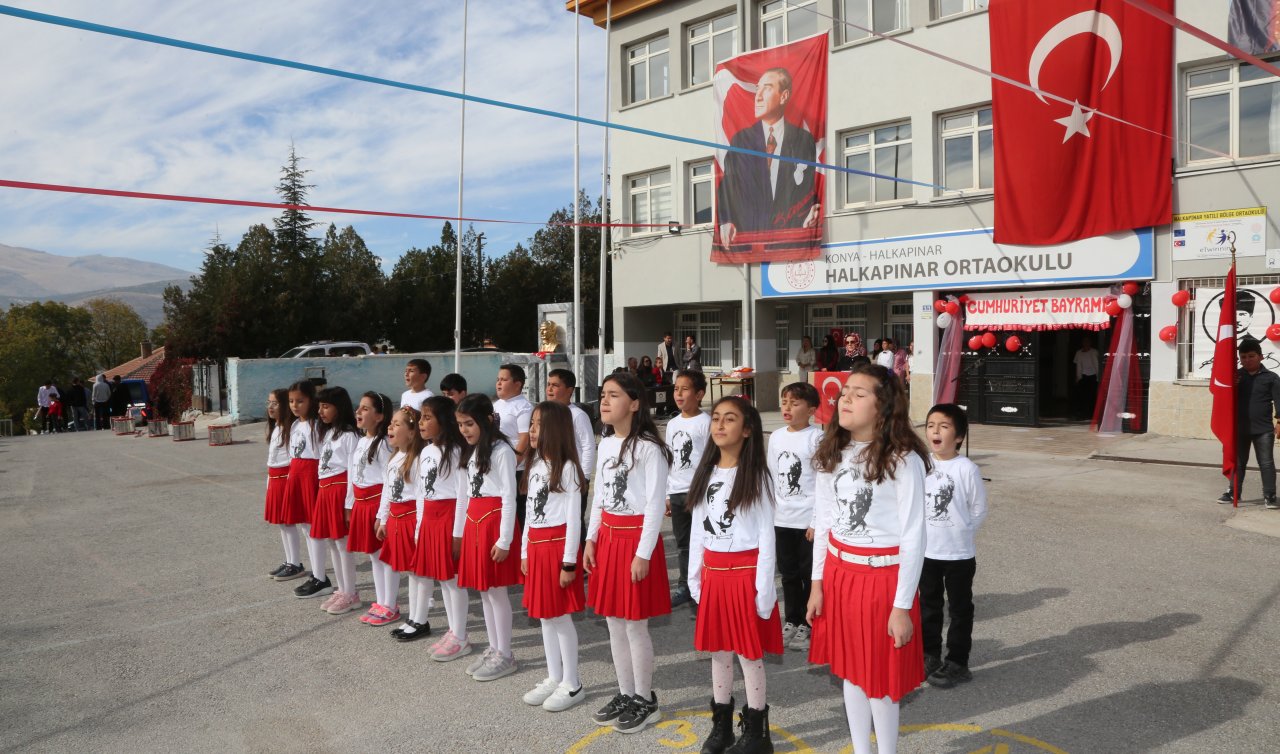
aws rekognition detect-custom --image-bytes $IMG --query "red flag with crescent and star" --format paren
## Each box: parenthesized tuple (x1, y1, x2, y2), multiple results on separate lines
(989, 0, 1173, 245)
(813, 371, 846, 426)
(1210, 265, 1239, 495)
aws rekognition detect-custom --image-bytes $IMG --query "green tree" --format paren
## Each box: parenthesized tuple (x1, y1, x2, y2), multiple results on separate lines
(272, 145, 321, 348)
(0, 302, 95, 422)
(484, 242, 551, 352)
(384, 222, 485, 351)
(81, 297, 148, 371)
(522, 192, 613, 350)
(316, 224, 385, 345)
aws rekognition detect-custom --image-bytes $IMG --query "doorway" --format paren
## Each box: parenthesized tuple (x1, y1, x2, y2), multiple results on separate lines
(1036, 329, 1111, 423)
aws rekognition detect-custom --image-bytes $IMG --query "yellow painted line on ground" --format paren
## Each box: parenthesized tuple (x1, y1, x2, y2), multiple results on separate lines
(990, 728, 1070, 754)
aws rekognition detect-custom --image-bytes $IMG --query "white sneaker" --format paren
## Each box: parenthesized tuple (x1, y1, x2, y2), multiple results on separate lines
(522, 677, 560, 706)
(542, 683, 586, 712)
(791, 624, 811, 651)
(466, 646, 496, 676)
(473, 651, 518, 682)
(782, 622, 799, 646)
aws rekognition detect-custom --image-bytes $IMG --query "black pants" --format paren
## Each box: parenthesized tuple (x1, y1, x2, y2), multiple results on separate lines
(1233, 431, 1277, 498)
(94, 402, 109, 429)
(669, 493, 691, 591)
(919, 556, 977, 667)
(774, 526, 812, 627)
(1076, 375, 1099, 420)
(579, 488, 590, 544)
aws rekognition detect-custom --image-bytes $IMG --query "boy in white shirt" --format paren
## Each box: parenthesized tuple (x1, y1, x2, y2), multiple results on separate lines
(494, 363, 534, 522)
(767, 382, 823, 651)
(400, 359, 434, 411)
(921, 403, 988, 689)
(665, 369, 710, 612)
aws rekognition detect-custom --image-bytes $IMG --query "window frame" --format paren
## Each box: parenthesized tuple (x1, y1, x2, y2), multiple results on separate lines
(933, 0, 988, 21)
(838, 0, 905, 45)
(759, 0, 818, 49)
(625, 35, 671, 105)
(686, 11, 738, 88)
(775, 306, 791, 370)
(676, 309, 723, 370)
(840, 120, 914, 207)
(937, 105, 994, 194)
(627, 168, 673, 236)
(1183, 59, 1280, 165)
(687, 159, 716, 227)
(806, 302, 869, 350)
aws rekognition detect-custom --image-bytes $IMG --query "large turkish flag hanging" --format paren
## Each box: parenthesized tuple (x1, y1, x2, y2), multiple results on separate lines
(990, 0, 1173, 245)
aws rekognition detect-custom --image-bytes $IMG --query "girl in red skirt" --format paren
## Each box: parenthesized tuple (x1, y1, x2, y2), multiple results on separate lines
(519, 401, 587, 712)
(283, 381, 323, 590)
(807, 363, 929, 754)
(348, 392, 393, 620)
(264, 389, 303, 581)
(307, 387, 361, 612)
(455, 394, 521, 683)
(686, 396, 782, 754)
(584, 372, 673, 734)
(371, 406, 425, 627)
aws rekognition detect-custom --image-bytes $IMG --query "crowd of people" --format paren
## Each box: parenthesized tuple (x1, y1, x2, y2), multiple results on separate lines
(258, 356, 988, 754)
(33, 374, 132, 434)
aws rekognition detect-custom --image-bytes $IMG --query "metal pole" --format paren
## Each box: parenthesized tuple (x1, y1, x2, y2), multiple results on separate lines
(452, 0, 470, 373)
(598, 0, 611, 395)
(572, 0, 583, 389)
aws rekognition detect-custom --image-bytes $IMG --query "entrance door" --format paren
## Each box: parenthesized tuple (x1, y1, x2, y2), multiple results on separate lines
(1037, 329, 1111, 423)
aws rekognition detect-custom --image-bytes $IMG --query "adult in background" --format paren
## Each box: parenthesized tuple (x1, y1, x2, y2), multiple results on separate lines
(638, 356, 658, 387)
(1220, 340, 1280, 508)
(109, 375, 129, 420)
(1073, 335, 1100, 420)
(816, 334, 840, 371)
(65, 377, 90, 431)
(682, 334, 703, 372)
(835, 333, 866, 371)
(92, 374, 111, 429)
(36, 380, 58, 434)
(876, 338, 897, 370)
(795, 335, 816, 382)
(656, 332, 679, 382)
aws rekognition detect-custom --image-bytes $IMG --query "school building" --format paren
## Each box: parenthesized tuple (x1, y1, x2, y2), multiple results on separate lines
(570, 0, 1280, 437)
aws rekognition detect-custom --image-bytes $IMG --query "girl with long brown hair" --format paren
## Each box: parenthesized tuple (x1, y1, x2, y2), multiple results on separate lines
(368, 405, 426, 627)
(264, 388, 303, 581)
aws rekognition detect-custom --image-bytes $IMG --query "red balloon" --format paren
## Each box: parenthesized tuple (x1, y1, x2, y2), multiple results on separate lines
(1105, 301, 1123, 317)
(1171, 290, 1190, 307)
(1122, 281, 1140, 296)
(1270, 288, 1280, 305)
(933, 299, 947, 313)
(1005, 335, 1022, 353)
(944, 301, 960, 316)
(968, 335, 983, 350)
(981, 332, 997, 349)
(958, 294, 971, 304)
(1159, 325, 1177, 343)
(1268, 325, 1280, 341)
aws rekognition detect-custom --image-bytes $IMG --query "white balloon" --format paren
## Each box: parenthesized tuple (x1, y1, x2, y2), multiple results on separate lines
(936, 312, 953, 329)
(1117, 294, 1133, 309)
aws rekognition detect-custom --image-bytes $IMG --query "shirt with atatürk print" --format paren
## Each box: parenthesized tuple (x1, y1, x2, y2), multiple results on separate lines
(318, 428, 359, 480)
(811, 443, 926, 611)
(767, 424, 822, 529)
(377, 451, 422, 524)
(347, 435, 390, 507)
(267, 426, 291, 469)
(587, 435, 670, 560)
(521, 457, 582, 564)
(924, 455, 987, 561)
(463, 442, 518, 550)
(288, 418, 319, 460)
(665, 411, 711, 495)
(687, 466, 777, 618)
(419, 442, 468, 539)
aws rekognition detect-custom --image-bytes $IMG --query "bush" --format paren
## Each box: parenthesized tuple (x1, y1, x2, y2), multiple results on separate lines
(22, 407, 39, 434)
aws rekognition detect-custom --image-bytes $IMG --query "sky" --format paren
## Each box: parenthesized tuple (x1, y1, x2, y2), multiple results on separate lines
(0, 1, 608, 273)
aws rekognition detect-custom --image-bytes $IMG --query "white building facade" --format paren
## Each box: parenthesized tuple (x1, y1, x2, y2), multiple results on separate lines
(572, 0, 1280, 436)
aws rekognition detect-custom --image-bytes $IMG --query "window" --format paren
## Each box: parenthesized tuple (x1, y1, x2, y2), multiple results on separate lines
(627, 37, 669, 104)
(840, 0, 903, 43)
(842, 121, 912, 205)
(775, 307, 791, 370)
(760, 0, 817, 49)
(888, 300, 913, 354)
(1185, 60, 1280, 163)
(939, 107, 993, 192)
(677, 309, 722, 370)
(628, 169, 672, 233)
(806, 302, 868, 349)
(688, 161, 715, 225)
(935, 0, 988, 19)
(688, 13, 737, 86)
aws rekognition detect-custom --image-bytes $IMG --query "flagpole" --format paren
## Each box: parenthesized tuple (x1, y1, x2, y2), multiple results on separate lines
(573, 0, 583, 392)
(598, 0, 611, 397)
(452, 0, 469, 374)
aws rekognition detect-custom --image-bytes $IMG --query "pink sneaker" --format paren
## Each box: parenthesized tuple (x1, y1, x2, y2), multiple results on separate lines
(326, 591, 361, 615)
(429, 630, 452, 655)
(366, 604, 400, 627)
(360, 603, 385, 624)
(431, 631, 472, 662)
(320, 592, 340, 611)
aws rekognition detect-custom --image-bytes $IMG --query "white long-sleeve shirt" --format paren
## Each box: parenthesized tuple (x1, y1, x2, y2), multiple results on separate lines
(666, 412, 711, 495)
(377, 450, 422, 524)
(586, 436, 670, 560)
(463, 442, 519, 550)
(687, 467, 778, 619)
(288, 419, 319, 460)
(347, 435, 390, 509)
(521, 458, 583, 564)
(494, 395, 533, 470)
(767, 425, 822, 529)
(420, 442, 469, 539)
(569, 404, 597, 481)
(267, 425, 291, 469)
(811, 443, 926, 611)
(318, 428, 359, 479)
(924, 455, 988, 560)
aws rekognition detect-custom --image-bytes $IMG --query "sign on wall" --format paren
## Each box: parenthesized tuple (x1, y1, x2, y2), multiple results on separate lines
(761, 227, 1153, 298)
(1172, 207, 1266, 261)
(1192, 285, 1280, 378)
(963, 287, 1113, 331)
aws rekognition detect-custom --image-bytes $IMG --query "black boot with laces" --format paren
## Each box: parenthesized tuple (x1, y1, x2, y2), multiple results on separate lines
(700, 696, 735, 754)
(725, 704, 772, 754)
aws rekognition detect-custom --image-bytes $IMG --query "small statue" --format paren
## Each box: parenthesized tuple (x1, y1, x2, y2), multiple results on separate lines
(539, 320, 560, 353)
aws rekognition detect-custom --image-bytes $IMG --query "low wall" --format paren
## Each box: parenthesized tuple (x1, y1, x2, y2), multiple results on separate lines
(1147, 380, 1213, 439)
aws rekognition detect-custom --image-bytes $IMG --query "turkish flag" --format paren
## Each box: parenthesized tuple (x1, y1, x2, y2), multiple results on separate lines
(989, 0, 1173, 245)
(812, 371, 847, 426)
(1210, 266, 1238, 496)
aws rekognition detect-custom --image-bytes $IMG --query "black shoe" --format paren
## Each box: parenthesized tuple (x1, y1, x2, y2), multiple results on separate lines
(701, 696, 735, 754)
(592, 692, 631, 726)
(268, 563, 290, 578)
(924, 654, 943, 678)
(928, 660, 971, 688)
(614, 692, 660, 734)
(293, 576, 334, 598)
(392, 620, 432, 642)
(690, 601, 699, 620)
(671, 587, 693, 607)
(273, 563, 307, 582)
(726, 704, 772, 753)
(1266, 495, 1279, 510)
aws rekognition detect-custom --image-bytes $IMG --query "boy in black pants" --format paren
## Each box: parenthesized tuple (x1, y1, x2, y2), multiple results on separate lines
(767, 382, 823, 649)
(665, 370, 709, 613)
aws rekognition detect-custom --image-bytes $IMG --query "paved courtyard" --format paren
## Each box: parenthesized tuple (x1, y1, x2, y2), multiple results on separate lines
(2, 424, 1277, 753)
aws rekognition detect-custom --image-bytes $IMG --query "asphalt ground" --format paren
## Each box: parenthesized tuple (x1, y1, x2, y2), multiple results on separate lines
(1, 426, 1278, 753)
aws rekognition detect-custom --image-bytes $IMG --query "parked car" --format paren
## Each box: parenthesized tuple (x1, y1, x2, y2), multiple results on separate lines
(119, 378, 151, 425)
(278, 341, 372, 358)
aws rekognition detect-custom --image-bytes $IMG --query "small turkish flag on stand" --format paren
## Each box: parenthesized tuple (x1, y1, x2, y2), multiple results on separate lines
(989, 0, 1174, 245)
(1210, 265, 1239, 505)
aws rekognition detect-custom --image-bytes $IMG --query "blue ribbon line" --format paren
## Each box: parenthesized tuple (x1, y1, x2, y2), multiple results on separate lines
(0, 4, 952, 192)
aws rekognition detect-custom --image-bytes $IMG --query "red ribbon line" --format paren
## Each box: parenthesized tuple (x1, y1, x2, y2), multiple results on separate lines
(0, 178, 682, 229)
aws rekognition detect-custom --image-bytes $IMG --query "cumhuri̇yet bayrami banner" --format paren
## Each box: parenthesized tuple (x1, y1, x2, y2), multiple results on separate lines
(712, 33, 827, 264)
(963, 288, 1113, 331)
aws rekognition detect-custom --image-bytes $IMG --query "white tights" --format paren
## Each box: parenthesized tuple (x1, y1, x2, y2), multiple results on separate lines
(843, 681, 899, 754)
(540, 614, 580, 689)
(278, 525, 301, 565)
(303, 525, 327, 580)
(327, 538, 357, 594)
(408, 574, 435, 623)
(711, 651, 766, 709)
(605, 617, 654, 698)
(479, 587, 513, 656)
(369, 554, 398, 609)
(440, 578, 470, 640)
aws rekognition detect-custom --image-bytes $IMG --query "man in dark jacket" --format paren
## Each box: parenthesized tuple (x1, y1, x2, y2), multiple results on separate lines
(109, 376, 130, 419)
(1220, 340, 1280, 507)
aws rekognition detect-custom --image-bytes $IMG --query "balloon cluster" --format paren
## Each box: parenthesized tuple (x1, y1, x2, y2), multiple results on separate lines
(966, 331, 1013, 352)
(933, 297, 961, 329)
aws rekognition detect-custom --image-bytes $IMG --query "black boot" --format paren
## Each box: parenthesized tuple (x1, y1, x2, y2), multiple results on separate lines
(701, 697, 736, 754)
(725, 704, 773, 754)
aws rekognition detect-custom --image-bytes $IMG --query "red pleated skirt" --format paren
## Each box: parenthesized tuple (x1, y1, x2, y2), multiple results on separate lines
(808, 537, 925, 702)
(412, 498, 458, 580)
(263, 468, 290, 524)
(379, 501, 418, 572)
(587, 512, 671, 620)
(523, 524, 585, 619)
(309, 473, 349, 540)
(694, 549, 784, 660)
(346, 484, 383, 554)
(457, 497, 522, 591)
(281, 458, 318, 525)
